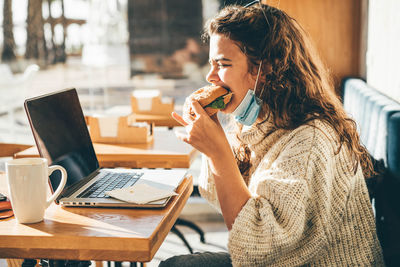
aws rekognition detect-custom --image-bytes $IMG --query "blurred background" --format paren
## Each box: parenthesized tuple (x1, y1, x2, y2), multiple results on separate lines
(0, 0, 399, 266)
(0, 0, 399, 143)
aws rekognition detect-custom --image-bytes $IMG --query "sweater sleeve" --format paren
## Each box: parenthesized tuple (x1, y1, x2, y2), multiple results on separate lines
(228, 125, 351, 266)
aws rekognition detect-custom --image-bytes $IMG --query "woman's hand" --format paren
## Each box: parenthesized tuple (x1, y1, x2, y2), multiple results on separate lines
(173, 101, 252, 230)
(172, 101, 231, 160)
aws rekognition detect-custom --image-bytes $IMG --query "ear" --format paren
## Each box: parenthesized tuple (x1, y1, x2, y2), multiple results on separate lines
(250, 61, 271, 78)
(249, 61, 268, 86)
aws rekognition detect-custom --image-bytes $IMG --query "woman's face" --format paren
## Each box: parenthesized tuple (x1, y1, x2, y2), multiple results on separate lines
(206, 34, 256, 113)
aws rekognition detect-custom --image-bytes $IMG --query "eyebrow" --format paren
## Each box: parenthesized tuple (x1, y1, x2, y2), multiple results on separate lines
(209, 56, 232, 64)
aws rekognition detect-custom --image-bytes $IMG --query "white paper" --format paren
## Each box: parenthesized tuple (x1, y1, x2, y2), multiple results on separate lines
(94, 115, 119, 137)
(105, 183, 178, 204)
(132, 89, 161, 111)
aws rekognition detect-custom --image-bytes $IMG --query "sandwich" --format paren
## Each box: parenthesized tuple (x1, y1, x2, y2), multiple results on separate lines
(184, 85, 233, 118)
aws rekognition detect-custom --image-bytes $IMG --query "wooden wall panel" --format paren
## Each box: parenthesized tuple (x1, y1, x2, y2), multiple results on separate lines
(265, 0, 363, 91)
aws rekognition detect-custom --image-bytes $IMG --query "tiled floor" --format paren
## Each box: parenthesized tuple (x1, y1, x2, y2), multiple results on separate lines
(0, 59, 228, 267)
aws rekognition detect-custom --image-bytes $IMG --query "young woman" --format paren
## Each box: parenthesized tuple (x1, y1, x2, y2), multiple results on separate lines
(162, 2, 384, 266)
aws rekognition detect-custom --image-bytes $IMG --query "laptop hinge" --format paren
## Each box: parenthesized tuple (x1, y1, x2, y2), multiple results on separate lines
(56, 169, 101, 203)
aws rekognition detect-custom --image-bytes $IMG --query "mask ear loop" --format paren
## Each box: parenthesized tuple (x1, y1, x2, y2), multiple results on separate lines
(255, 1, 269, 99)
(246, 1, 268, 99)
(253, 60, 265, 99)
(258, 1, 270, 27)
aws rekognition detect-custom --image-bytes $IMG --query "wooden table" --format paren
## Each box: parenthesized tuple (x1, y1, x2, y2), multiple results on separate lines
(103, 105, 181, 128)
(0, 173, 193, 262)
(15, 128, 198, 169)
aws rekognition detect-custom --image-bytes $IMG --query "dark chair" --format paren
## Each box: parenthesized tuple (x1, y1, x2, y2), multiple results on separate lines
(342, 78, 400, 266)
(0, 143, 32, 158)
(171, 185, 206, 254)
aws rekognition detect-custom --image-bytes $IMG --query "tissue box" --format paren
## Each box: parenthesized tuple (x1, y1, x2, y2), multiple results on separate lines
(87, 114, 153, 144)
(131, 89, 174, 116)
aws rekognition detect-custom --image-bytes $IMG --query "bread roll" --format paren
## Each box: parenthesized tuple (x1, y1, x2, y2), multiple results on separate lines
(183, 85, 232, 119)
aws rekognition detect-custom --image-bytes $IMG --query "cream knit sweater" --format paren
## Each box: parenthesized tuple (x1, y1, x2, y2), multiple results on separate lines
(198, 119, 384, 266)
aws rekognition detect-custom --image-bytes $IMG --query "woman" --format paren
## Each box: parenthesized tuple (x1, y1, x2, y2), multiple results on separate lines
(162, 2, 384, 266)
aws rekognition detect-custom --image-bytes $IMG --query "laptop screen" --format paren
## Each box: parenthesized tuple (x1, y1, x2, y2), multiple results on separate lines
(24, 88, 99, 192)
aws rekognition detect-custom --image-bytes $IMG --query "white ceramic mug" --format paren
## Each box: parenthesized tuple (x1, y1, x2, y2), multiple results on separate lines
(6, 158, 67, 224)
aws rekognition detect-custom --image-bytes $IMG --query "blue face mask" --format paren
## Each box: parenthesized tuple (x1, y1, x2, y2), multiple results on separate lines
(232, 89, 262, 126)
(232, 62, 264, 126)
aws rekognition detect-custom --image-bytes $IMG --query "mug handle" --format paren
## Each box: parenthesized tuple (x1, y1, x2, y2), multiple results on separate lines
(46, 165, 67, 208)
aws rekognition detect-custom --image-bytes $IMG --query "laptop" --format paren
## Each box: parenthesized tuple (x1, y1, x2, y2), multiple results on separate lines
(24, 88, 187, 208)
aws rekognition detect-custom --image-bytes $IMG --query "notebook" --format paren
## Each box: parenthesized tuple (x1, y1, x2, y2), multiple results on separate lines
(24, 88, 187, 208)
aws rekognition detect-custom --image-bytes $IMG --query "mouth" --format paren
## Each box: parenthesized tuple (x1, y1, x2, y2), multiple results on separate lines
(223, 92, 233, 98)
(220, 90, 233, 112)
(223, 86, 231, 92)
(226, 88, 233, 97)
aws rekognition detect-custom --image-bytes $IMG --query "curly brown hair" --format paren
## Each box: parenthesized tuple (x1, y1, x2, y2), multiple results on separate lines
(203, 4, 374, 178)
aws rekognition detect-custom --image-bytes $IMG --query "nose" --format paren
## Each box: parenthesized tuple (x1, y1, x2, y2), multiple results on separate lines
(206, 65, 220, 84)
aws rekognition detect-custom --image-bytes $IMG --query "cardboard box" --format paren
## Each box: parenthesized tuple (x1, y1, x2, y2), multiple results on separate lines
(87, 114, 153, 144)
(131, 89, 174, 116)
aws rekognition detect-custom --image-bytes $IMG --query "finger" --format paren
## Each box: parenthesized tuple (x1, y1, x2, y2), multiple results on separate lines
(171, 112, 188, 126)
(191, 101, 208, 117)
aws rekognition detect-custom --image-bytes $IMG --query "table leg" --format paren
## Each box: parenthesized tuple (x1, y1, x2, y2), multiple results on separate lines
(46, 260, 91, 267)
(176, 218, 206, 243)
(21, 259, 37, 267)
(65, 261, 91, 267)
(40, 259, 49, 266)
(48, 260, 65, 267)
(170, 225, 194, 254)
(65, 261, 77, 267)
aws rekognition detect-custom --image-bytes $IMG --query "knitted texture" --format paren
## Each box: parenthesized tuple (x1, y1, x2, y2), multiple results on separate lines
(198, 119, 384, 266)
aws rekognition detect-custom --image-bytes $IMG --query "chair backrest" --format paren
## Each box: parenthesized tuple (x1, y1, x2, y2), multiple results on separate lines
(342, 78, 400, 266)
(0, 143, 32, 174)
(0, 143, 32, 158)
(342, 78, 400, 181)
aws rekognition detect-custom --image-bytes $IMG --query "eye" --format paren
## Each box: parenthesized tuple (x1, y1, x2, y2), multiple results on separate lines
(217, 63, 231, 68)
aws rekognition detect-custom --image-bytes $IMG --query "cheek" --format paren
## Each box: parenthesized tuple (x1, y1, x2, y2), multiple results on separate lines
(219, 69, 246, 86)
(243, 72, 256, 89)
(217, 69, 229, 81)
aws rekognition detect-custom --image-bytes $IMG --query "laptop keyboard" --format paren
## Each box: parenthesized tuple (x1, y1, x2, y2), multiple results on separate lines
(78, 171, 143, 198)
